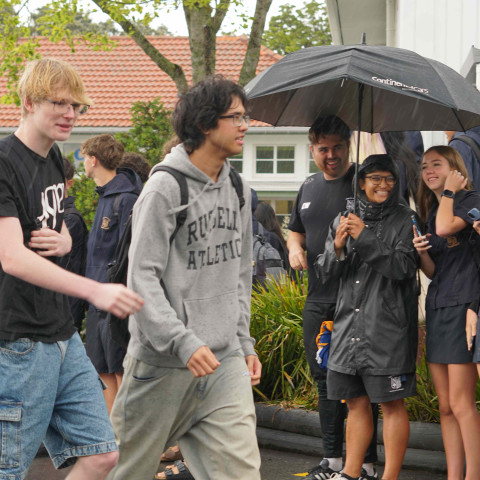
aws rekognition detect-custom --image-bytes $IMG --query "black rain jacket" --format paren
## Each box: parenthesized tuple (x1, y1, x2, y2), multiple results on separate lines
(315, 156, 419, 376)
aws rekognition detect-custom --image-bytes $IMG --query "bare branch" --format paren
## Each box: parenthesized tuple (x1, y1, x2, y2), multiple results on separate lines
(93, 0, 189, 92)
(238, 0, 273, 86)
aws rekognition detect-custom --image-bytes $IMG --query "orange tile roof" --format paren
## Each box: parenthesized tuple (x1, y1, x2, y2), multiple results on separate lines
(0, 36, 281, 128)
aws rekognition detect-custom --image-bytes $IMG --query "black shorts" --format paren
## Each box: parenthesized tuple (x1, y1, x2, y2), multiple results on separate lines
(327, 369, 417, 404)
(85, 306, 126, 374)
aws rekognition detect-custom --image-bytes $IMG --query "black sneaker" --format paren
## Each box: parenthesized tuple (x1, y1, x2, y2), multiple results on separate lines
(359, 467, 379, 480)
(305, 458, 341, 479)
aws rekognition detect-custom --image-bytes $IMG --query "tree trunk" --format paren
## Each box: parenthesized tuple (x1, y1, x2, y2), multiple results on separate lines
(184, 0, 230, 84)
(238, 0, 273, 86)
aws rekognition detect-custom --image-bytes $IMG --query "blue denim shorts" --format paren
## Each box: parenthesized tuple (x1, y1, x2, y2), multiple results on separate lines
(0, 332, 117, 480)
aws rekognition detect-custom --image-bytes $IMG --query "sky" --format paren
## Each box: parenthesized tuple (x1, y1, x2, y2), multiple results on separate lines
(24, 0, 295, 36)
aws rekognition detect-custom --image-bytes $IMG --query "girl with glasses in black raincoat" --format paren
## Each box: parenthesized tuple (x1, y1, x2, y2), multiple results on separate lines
(414, 145, 480, 480)
(316, 154, 419, 480)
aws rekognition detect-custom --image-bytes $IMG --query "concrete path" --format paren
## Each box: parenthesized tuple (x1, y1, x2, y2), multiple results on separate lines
(27, 446, 447, 480)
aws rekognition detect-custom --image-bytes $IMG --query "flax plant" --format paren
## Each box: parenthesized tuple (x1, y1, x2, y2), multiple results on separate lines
(250, 274, 318, 408)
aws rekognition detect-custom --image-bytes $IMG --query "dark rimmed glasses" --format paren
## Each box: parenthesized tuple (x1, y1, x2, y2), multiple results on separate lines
(219, 114, 250, 127)
(364, 174, 396, 185)
(46, 99, 90, 116)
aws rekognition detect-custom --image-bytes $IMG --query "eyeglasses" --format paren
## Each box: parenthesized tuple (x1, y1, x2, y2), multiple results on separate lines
(218, 114, 250, 127)
(364, 174, 396, 185)
(45, 100, 90, 116)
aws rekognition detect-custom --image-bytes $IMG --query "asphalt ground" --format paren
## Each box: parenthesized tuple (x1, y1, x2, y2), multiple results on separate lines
(26, 447, 446, 479)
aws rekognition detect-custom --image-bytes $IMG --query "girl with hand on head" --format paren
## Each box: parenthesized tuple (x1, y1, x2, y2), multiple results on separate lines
(414, 145, 480, 480)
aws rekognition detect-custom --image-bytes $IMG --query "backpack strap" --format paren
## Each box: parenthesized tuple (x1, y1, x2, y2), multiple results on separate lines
(112, 193, 123, 224)
(453, 135, 480, 165)
(228, 166, 245, 210)
(151, 164, 189, 244)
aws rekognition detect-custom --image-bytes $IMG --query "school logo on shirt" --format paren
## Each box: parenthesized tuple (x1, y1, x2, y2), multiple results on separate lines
(301, 202, 311, 210)
(446, 235, 460, 248)
(101, 217, 112, 230)
(389, 376, 403, 391)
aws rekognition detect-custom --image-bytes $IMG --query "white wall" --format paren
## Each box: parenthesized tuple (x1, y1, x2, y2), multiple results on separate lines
(396, 0, 480, 147)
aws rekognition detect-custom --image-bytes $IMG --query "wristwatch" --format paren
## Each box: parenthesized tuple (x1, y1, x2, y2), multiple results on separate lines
(441, 189, 455, 199)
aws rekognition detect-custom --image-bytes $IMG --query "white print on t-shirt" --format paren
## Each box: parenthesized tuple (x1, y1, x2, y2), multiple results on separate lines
(37, 183, 65, 229)
(301, 202, 311, 210)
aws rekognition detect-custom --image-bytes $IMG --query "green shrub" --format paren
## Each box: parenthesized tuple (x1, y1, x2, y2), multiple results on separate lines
(69, 163, 97, 229)
(250, 273, 318, 408)
(115, 98, 174, 166)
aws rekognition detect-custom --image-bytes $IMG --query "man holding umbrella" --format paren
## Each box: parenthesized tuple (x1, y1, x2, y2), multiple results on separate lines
(288, 115, 378, 480)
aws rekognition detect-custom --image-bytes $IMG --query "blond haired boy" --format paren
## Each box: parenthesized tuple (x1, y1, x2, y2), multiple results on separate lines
(0, 58, 143, 480)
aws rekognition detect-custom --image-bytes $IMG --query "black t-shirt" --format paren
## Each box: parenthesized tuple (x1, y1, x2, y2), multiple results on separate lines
(0, 134, 75, 342)
(425, 190, 480, 309)
(289, 165, 355, 303)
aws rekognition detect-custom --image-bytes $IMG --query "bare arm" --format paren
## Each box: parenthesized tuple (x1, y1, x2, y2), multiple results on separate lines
(287, 230, 307, 270)
(0, 216, 143, 318)
(436, 171, 468, 237)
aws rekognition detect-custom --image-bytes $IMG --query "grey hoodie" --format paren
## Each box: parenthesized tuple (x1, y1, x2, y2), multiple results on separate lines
(127, 144, 255, 368)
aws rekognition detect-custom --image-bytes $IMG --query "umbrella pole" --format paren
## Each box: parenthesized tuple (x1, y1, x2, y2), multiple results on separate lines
(354, 83, 364, 215)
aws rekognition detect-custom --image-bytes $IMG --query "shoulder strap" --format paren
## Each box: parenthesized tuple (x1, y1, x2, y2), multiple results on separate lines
(454, 135, 480, 164)
(151, 164, 189, 244)
(229, 166, 245, 210)
(112, 194, 123, 223)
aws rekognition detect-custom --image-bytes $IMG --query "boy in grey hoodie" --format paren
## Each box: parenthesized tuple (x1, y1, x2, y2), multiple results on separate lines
(108, 76, 261, 480)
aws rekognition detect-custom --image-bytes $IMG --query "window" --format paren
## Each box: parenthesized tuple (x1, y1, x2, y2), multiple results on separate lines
(255, 145, 295, 174)
(229, 152, 243, 173)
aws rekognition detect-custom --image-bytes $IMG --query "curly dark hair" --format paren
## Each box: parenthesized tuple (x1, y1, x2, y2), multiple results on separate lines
(172, 75, 247, 154)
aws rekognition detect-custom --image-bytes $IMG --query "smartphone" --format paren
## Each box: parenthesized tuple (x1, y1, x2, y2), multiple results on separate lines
(468, 207, 480, 222)
(411, 215, 423, 237)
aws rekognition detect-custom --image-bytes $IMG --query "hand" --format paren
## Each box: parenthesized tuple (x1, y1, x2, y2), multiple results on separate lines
(245, 354, 262, 386)
(288, 247, 307, 271)
(444, 170, 467, 193)
(473, 220, 480, 235)
(90, 283, 144, 318)
(412, 226, 432, 254)
(29, 228, 72, 257)
(334, 215, 348, 253)
(186, 346, 220, 377)
(344, 213, 364, 240)
(466, 308, 478, 351)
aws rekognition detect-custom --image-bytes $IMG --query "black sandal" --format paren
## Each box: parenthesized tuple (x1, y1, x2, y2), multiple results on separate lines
(155, 460, 195, 480)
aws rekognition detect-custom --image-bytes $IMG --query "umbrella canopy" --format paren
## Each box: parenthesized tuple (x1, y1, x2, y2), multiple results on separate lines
(245, 44, 480, 132)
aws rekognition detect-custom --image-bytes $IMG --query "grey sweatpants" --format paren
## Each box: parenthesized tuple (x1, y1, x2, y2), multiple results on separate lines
(107, 351, 261, 480)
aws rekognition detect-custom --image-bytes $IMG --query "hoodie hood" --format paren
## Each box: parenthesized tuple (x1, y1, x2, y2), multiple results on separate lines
(97, 167, 143, 198)
(346, 154, 401, 222)
(152, 143, 233, 217)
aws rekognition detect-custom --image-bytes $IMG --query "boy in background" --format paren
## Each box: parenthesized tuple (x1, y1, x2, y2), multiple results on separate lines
(81, 133, 143, 413)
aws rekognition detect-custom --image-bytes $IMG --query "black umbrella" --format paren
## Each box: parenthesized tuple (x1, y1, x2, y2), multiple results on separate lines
(245, 42, 480, 132)
(245, 40, 480, 210)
